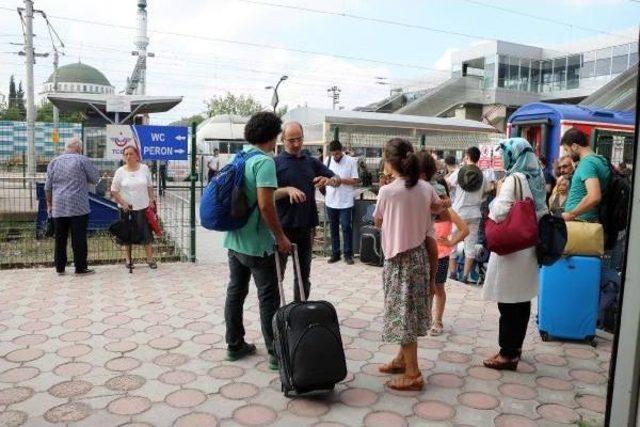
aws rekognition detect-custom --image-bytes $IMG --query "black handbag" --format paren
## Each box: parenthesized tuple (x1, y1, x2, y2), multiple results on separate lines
(44, 218, 55, 238)
(108, 210, 143, 245)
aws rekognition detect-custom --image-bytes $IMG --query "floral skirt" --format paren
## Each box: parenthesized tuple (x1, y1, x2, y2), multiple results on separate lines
(382, 243, 431, 345)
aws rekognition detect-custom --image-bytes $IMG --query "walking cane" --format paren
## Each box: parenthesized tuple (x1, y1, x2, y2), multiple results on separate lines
(127, 206, 133, 274)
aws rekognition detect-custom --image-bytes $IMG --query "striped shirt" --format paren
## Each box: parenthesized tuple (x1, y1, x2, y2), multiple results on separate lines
(44, 153, 100, 218)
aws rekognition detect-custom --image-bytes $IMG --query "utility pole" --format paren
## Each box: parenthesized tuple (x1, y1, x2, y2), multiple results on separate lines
(39, 10, 65, 154)
(22, 0, 36, 176)
(52, 50, 59, 142)
(135, 0, 149, 96)
(327, 85, 341, 110)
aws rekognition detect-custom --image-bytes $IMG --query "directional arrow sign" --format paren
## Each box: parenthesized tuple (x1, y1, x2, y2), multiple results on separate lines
(134, 125, 189, 161)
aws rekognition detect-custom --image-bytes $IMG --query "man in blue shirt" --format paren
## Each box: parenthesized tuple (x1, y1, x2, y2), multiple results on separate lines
(275, 122, 340, 301)
(45, 138, 100, 275)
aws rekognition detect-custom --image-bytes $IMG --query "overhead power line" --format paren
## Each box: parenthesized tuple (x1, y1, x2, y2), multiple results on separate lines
(237, 0, 486, 40)
(0, 5, 444, 72)
(461, 0, 636, 42)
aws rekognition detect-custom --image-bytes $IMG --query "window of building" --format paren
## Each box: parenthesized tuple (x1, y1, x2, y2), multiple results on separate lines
(552, 57, 568, 91)
(519, 58, 530, 91)
(541, 60, 553, 92)
(83, 85, 87, 92)
(508, 56, 519, 90)
(483, 55, 496, 89)
(497, 55, 508, 88)
(567, 54, 581, 89)
(595, 47, 612, 77)
(530, 60, 541, 92)
(581, 51, 596, 79)
(611, 44, 630, 74)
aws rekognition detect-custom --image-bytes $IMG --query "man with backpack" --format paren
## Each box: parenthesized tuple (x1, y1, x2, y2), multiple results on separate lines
(560, 128, 610, 223)
(223, 112, 292, 370)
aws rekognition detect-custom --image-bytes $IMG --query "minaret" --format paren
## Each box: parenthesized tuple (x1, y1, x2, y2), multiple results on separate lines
(134, 0, 148, 95)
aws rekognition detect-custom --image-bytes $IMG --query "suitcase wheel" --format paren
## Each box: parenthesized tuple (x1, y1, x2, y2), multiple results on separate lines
(540, 331, 550, 342)
(587, 336, 597, 347)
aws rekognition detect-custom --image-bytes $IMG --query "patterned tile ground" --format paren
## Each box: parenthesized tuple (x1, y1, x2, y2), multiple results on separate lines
(0, 261, 610, 426)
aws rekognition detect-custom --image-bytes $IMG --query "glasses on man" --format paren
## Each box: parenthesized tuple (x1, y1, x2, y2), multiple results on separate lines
(285, 137, 303, 143)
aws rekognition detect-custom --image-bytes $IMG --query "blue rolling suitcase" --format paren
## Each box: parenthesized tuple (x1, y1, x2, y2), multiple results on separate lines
(538, 256, 600, 346)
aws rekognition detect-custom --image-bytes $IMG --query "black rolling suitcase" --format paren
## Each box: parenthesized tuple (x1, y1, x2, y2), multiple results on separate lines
(273, 244, 347, 397)
(360, 225, 383, 266)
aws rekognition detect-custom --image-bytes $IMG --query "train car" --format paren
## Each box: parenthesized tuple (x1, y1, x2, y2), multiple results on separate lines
(508, 102, 635, 169)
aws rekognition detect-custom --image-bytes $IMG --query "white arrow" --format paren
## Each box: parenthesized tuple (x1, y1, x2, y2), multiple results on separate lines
(174, 149, 186, 154)
(175, 135, 187, 141)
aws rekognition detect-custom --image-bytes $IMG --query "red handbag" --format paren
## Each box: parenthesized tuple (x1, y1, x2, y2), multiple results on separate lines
(484, 175, 538, 256)
(144, 204, 163, 237)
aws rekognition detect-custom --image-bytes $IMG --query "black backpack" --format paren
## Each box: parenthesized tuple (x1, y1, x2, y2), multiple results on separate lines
(536, 214, 567, 266)
(600, 162, 631, 250)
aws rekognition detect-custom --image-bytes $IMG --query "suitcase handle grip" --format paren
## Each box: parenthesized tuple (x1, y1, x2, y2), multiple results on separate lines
(274, 243, 306, 305)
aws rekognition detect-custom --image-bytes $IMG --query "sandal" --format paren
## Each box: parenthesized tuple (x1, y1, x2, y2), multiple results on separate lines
(385, 372, 424, 391)
(148, 261, 158, 269)
(378, 359, 406, 374)
(429, 322, 444, 336)
(125, 262, 134, 269)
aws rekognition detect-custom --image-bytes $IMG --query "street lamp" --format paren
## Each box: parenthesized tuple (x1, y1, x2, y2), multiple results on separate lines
(266, 75, 288, 112)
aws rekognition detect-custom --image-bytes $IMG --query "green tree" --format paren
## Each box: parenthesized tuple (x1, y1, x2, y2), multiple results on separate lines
(205, 92, 264, 117)
(36, 100, 84, 123)
(276, 105, 289, 118)
(8, 75, 16, 109)
(0, 75, 24, 120)
(15, 81, 26, 119)
(169, 114, 205, 127)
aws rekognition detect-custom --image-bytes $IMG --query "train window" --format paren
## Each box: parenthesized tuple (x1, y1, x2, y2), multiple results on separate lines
(365, 147, 382, 158)
(592, 130, 635, 173)
(229, 142, 244, 154)
(219, 142, 229, 153)
(353, 147, 366, 157)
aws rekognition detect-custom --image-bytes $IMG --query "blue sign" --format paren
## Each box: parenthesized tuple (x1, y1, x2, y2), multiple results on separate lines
(134, 125, 189, 161)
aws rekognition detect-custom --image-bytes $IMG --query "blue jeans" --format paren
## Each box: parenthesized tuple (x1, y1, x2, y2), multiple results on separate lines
(225, 250, 280, 354)
(326, 207, 353, 258)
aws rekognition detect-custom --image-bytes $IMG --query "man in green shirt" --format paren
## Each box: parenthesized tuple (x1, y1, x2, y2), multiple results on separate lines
(560, 128, 610, 222)
(223, 112, 292, 370)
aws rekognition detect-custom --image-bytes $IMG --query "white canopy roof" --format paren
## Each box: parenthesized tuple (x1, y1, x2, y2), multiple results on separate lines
(283, 107, 500, 135)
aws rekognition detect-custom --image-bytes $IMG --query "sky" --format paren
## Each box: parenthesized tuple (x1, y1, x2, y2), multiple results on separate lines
(0, 0, 638, 124)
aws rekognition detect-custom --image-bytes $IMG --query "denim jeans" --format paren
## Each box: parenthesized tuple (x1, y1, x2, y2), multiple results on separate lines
(54, 214, 89, 273)
(280, 227, 313, 302)
(326, 207, 353, 258)
(225, 250, 280, 354)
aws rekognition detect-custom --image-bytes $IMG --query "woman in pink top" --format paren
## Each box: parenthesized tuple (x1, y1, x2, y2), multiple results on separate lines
(429, 177, 469, 336)
(373, 138, 438, 392)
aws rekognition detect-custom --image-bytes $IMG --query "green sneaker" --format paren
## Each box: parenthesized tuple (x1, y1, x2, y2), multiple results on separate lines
(268, 354, 279, 371)
(226, 342, 257, 361)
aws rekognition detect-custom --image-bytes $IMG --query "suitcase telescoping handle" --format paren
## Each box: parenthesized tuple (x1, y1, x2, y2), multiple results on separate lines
(274, 243, 306, 305)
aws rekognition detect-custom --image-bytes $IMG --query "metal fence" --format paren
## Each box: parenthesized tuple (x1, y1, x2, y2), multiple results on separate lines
(0, 175, 189, 269)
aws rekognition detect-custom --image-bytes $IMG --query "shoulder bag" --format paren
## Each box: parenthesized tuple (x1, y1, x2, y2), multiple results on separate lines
(484, 175, 538, 256)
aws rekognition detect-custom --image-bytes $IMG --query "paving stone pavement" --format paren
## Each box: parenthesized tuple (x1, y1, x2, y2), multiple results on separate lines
(0, 261, 610, 426)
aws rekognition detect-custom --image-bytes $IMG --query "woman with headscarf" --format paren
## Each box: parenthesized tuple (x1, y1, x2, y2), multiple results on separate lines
(482, 138, 548, 371)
